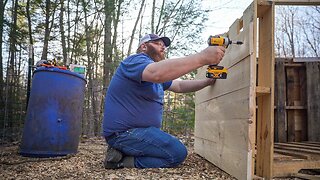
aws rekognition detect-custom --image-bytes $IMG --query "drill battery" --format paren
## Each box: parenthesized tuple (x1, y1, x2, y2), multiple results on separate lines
(206, 65, 228, 79)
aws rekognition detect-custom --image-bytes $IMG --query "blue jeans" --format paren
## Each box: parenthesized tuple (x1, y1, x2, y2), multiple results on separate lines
(106, 127, 188, 168)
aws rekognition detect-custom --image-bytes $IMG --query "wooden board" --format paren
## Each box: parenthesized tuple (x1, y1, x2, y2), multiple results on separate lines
(274, 160, 320, 177)
(258, 0, 320, 6)
(273, 142, 320, 177)
(306, 62, 320, 142)
(256, 2, 275, 179)
(274, 59, 313, 144)
(286, 66, 308, 142)
(195, 87, 254, 179)
(270, 0, 320, 5)
(194, 2, 257, 180)
(275, 61, 287, 142)
(196, 56, 252, 104)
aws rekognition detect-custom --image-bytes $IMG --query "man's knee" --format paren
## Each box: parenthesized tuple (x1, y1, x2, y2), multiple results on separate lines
(168, 138, 188, 166)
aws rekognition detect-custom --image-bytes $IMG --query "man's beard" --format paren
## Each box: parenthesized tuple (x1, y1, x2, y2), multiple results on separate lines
(145, 44, 165, 62)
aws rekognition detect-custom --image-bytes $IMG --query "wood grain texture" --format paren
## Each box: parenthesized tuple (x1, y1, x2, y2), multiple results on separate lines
(261, 0, 320, 6)
(256, 2, 275, 179)
(194, 2, 257, 180)
(275, 61, 287, 142)
(306, 62, 320, 141)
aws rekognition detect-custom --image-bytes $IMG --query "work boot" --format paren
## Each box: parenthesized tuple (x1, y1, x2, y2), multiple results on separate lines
(104, 161, 124, 169)
(122, 156, 135, 168)
(105, 146, 123, 163)
(104, 156, 135, 169)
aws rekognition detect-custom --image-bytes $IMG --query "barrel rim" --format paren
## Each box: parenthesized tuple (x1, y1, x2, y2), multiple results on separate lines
(34, 67, 87, 82)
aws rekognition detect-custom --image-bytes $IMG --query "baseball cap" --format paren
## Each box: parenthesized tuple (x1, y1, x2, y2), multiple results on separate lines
(138, 34, 171, 48)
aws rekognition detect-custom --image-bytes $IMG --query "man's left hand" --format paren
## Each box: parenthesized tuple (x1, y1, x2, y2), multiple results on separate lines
(205, 78, 216, 86)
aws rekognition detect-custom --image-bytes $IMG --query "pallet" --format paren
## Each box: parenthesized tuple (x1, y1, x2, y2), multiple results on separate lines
(273, 142, 320, 177)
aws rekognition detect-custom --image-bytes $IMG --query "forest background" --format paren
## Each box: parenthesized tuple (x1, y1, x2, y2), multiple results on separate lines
(0, 0, 319, 143)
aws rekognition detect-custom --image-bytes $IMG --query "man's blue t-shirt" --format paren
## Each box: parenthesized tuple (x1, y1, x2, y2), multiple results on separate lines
(103, 53, 172, 137)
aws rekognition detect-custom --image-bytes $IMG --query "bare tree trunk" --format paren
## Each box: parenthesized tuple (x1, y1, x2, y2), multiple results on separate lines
(282, 7, 296, 58)
(99, 0, 121, 128)
(112, 0, 122, 61)
(59, 0, 67, 64)
(103, 0, 114, 89)
(41, 0, 51, 60)
(4, 0, 18, 140)
(138, 3, 146, 38)
(82, 0, 96, 137)
(300, 10, 319, 57)
(127, 0, 145, 55)
(83, 0, 92, 136)
(289, 12, 295, 57)
(67, 0, 71, 64)
(70, 0, 80, 64)
(155, 0, 165, 34)
(0, 0, 8, 106)
(156, 0, 181, 35)
(8, 0, 18, 81)
(26, 0, 34, 108)
(92, 20, 104, 135)
(151, 0, 156, 33)
(41, 0, 58, 60)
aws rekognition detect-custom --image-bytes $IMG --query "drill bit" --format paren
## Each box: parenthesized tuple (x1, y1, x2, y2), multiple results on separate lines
(230, 41, 243, 45)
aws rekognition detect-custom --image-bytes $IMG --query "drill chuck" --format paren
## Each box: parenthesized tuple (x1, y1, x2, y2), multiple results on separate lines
(207, 35, 243, 47)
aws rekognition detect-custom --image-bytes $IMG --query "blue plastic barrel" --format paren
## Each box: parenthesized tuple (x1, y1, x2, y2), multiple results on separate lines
(20, 67, 86, 157)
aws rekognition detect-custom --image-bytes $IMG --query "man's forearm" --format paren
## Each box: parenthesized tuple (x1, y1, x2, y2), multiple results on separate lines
(142, 46, 225, 83)
(170, 79, 215, 93)
(142, 54, 203, 83)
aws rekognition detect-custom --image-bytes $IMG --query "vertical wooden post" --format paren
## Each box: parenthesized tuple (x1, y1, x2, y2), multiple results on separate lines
(286, 67, 296, 142)
(256, 2, 275, 179)
(306, 62, 320, 141)
(275, 61, 287, 142)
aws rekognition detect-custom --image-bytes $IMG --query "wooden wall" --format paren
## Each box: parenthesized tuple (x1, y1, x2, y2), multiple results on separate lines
(195, 1, 320, 179)
(306, 62, 320, 142)
(275, 58, 320, 143)
(194, 2, 257, 180)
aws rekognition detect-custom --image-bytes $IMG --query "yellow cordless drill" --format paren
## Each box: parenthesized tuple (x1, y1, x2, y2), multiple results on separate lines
(206, 35, 243, 79)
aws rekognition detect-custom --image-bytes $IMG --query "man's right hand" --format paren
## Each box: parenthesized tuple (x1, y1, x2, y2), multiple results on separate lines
(142, 45, 226, 83)
(199, 46, 226, 65)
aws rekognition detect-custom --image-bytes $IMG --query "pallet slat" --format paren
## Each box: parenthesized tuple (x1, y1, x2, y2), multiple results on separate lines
(275, 61, 286, 142)
(276, 143, 320, 151)
(275, 146, 320, 156)
(291, 142, 320, 148)
(273, 153, 296, 161)
(273, 142, 320, 177)
(274, 149, 310, 160)
(306, 62, 320, 142)
(274, 160, 320, 177)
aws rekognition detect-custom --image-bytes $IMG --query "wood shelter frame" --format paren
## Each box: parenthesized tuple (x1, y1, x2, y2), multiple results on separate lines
(194, 0, 320, 179)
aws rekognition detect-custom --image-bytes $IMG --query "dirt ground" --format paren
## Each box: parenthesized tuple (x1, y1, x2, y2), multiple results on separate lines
(0, 135, 296, 180)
